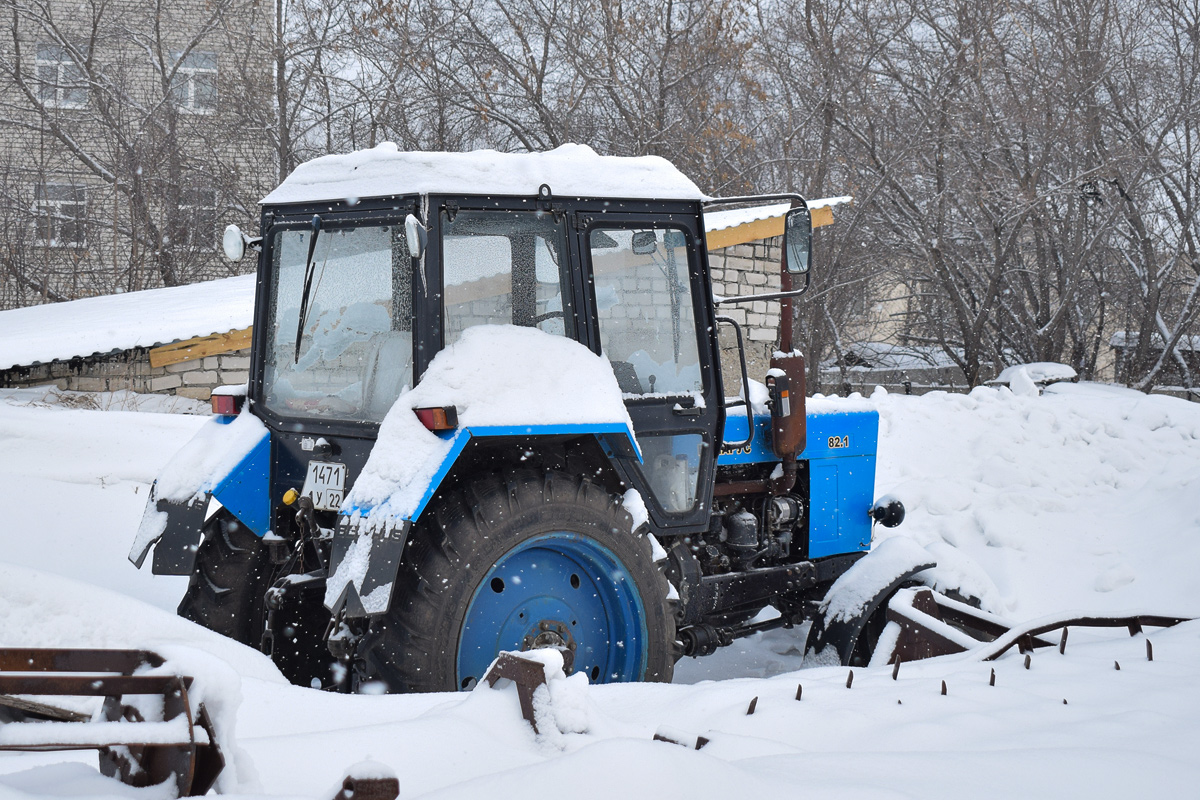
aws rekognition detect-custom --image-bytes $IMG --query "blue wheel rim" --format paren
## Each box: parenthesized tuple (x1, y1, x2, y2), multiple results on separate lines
(456, 532, 648, 688)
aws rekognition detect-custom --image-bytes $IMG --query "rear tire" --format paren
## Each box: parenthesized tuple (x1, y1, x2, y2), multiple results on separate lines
(177, 511, 273, 647)
(361, 470, 676, 693)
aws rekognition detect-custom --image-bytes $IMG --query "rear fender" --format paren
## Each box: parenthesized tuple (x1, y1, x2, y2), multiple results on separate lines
(128, 415, 271, 575)
(325, 422, 641, 619)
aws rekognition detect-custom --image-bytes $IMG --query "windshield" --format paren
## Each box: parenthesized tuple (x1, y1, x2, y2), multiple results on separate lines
(263, 222, 412, 423)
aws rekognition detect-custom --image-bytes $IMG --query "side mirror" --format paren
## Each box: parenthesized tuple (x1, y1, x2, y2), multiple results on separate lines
(222, 224, 246, 262)
(631, 230, 658, 255)
(784, 206, 812, 274)
(405, 213, 427, 259)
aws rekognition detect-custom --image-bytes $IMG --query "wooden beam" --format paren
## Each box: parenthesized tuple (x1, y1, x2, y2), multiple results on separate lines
(149, 327, 253, 368)
(706, 216, 785, 251)
(705, 204, 837, 252)
(811, 204, 835, 229)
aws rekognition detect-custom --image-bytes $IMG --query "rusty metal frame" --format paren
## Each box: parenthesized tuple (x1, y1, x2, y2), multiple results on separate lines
(886, 588, 1191, 664)
(0, 648, 223, 796)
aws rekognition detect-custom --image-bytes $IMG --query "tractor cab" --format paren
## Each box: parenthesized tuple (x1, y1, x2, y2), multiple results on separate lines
(227, 146, 810, 541)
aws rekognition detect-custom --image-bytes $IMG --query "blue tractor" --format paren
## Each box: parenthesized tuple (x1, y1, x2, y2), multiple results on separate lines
(130, 145, 907, 692)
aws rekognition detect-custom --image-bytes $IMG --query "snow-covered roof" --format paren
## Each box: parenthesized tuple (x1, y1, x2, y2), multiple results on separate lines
(822, 341, 961, 371)
(262, 143, 705, 206)
(703, 196, 852, 233)
(1109, 331, 1200, 352)
(0, 274, 256, 370)
(991, 362, 1078, 386)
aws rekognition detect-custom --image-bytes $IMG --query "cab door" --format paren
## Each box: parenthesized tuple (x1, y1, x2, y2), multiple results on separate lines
(575, 209, 722, 532)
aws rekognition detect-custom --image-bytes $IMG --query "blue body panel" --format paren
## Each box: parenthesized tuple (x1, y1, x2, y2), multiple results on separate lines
(718, 408, 879, 559)
(718, 410, 775, 464)
(210, 427, 272, 537)
(802, 411, 878, 558)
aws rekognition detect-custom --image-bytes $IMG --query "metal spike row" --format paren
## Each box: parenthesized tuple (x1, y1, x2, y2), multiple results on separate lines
(746, 697, 758, 715)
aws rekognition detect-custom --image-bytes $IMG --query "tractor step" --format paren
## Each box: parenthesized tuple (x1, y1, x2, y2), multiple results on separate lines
(0, 648, 223, 796)
(883, 587, 1192, 663)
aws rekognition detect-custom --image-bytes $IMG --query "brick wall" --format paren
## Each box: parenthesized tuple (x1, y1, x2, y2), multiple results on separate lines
(0, 347, 250, 401)
(707, 236, 785, 394)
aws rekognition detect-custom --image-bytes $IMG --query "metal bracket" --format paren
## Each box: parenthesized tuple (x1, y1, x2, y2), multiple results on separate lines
(483, 652, 548, 733)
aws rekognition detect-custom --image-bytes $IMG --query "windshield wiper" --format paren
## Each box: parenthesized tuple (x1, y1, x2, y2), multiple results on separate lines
(294, 214, 322, 363)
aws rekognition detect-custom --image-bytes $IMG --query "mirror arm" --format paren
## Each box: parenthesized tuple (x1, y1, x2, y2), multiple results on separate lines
(715, 284, 809, 306)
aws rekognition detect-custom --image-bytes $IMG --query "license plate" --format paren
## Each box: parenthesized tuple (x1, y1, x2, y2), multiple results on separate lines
(302, 461, 346, 511)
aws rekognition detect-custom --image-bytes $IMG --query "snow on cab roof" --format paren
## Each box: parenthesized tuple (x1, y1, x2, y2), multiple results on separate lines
(0, 274, 255, 370)
(261, 143, 706, 206)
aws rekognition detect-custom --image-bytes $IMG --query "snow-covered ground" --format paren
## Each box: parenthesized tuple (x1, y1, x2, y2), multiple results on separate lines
(1, 383, 1198, 799)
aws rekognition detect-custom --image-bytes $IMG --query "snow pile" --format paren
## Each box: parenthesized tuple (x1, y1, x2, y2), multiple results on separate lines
(872, 383, 1200, 618)
(0, 274, 254, 370)
(263, 143, 705, 205)
(345, 325, 634, 519)
(0, 400, 205, 610)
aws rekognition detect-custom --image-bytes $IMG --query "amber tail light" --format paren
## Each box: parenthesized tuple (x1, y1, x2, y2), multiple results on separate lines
(414, 406, 459, 431)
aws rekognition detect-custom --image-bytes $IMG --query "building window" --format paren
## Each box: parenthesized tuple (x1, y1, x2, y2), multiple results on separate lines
(178, 188, 217, 249)
(170, 51, 217, 113)
(34, 183, 87, 248)
(35, 43, 87, 109)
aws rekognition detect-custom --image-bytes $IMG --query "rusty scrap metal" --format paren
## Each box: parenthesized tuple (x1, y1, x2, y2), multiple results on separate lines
(0, 648, 223, 796)
(884, 588, 1191, 665)
(483, 652, 549, 734)
(653, 727, 709, 750)
(332, 774, 399, 800)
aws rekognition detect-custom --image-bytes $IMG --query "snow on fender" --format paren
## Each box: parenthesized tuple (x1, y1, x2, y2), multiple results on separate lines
(804, 537, 936, 667)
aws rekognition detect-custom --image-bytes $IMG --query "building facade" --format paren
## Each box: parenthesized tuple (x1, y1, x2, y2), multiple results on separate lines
(0, 0, 276, 309)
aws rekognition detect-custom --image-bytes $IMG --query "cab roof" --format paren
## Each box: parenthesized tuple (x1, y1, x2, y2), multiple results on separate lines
(261, 143, 706, 207)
